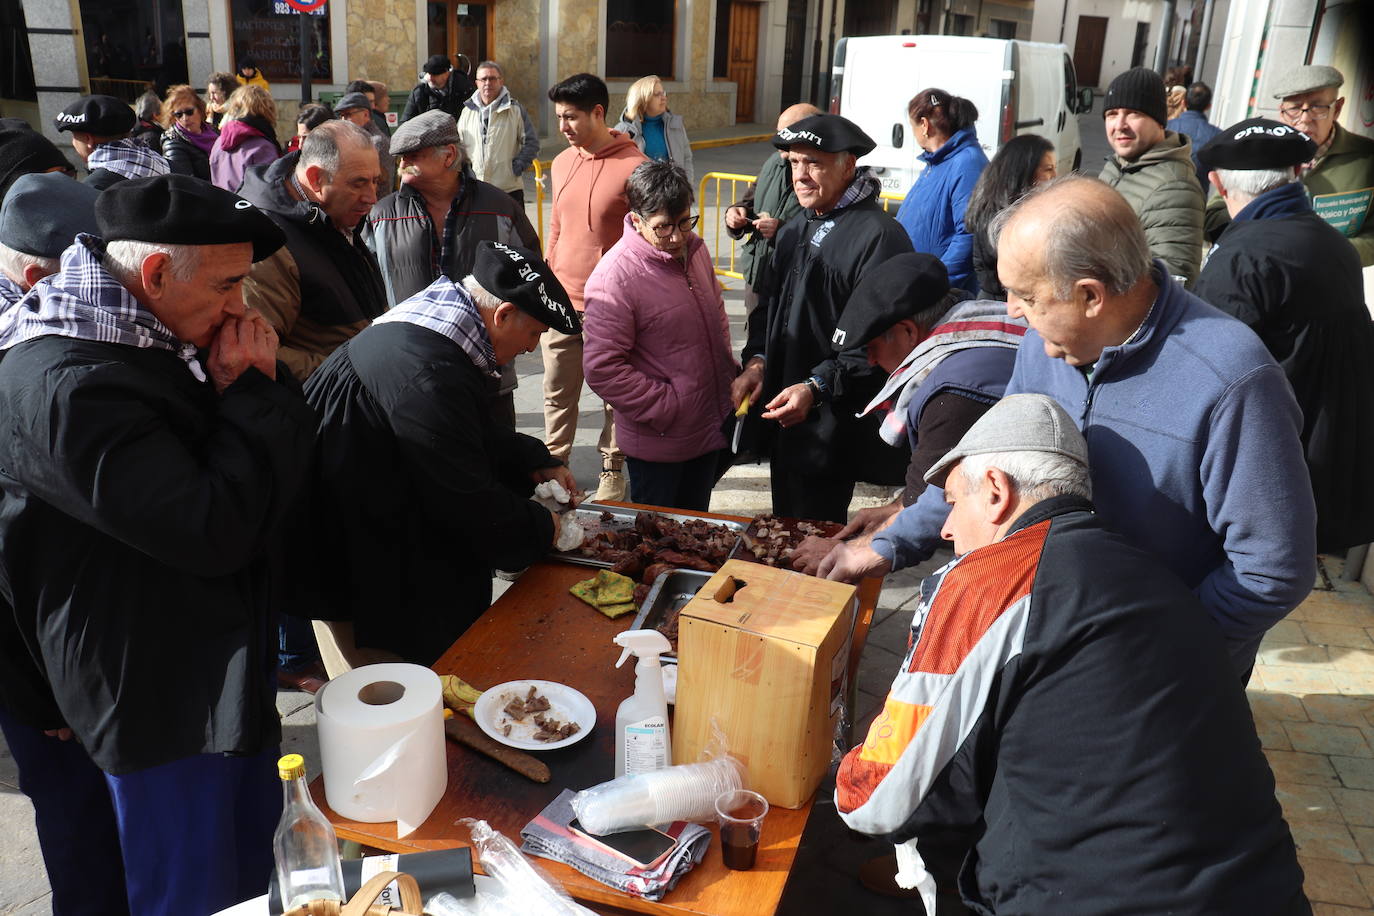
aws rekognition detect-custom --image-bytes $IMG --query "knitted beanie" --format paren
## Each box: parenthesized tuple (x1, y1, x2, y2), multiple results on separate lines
(1103, 67, 1168, 126)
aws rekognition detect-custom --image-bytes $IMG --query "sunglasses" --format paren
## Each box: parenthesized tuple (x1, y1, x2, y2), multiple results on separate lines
(172, 108, 198, 119)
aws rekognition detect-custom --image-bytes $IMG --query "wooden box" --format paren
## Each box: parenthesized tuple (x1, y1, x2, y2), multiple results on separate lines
(672, 560, 858, 809)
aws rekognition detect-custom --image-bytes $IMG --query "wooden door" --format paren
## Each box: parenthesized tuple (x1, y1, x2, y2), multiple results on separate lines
(1073, 15, 1109, 88)
(727, 1, 760, 122)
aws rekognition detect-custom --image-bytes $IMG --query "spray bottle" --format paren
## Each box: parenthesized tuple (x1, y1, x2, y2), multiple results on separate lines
(612, 629, 673, 778)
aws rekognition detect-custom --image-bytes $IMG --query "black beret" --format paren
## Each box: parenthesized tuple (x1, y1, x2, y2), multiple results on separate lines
(831, 253, 951, 349)
(95, 174, 284, 262)
(471, 241, 581, 335)
(54, 95, 135, 136)
(0, 173, 99, 258)
(772, 113, 876, 157)
(423, 54, 452, 75)
(1198, 117, 1317, 171)
(335, 92, 371, 113)
(0, 124, 72, 201)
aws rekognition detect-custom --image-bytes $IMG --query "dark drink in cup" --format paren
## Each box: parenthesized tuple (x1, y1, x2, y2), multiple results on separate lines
(715, 790, 768, 871)
(720, 822, 758, 869)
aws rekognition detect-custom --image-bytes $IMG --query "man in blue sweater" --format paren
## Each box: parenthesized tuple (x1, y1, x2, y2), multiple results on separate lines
(821, 176, 1316, 676)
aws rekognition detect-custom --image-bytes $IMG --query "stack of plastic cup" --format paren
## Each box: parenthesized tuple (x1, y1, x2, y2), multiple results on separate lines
(572, 756, 744, 834)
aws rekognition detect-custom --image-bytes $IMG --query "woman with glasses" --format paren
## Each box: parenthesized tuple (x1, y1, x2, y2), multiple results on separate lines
(613, 75, 695, 185)
(582, 160, 737, 511)
(159, 84, 219, 181)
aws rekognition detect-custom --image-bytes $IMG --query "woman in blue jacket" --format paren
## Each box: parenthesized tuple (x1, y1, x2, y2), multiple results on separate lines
(894, 88, 988, 292)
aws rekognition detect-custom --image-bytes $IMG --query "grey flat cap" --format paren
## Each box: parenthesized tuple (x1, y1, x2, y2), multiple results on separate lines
(924, 394, 1088, 488)
(390, 109, 462, 156)
(0, 172, 99, 258)
(1271, 64, 1343, 100)
(335, 91, 372, 113)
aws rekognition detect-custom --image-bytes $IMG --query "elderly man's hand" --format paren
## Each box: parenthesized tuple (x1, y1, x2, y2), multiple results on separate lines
(762, 382, 814, 428)
(532, 464, 580, 506)
(818, 540, 892, 583)
(790, 535, 840, 575)
(836, 501, 902, 540)
(549, 506, 564, 546)
(42, 727, 73, 741)
(725, 205, 751, 231)
(731, 358, 765, 411)
(208, 312, 278, 394)
(753, 215, 781, 239)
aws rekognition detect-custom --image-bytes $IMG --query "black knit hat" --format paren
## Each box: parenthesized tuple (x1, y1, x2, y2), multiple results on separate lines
(1103, 67, 1168, 126)
(0, 124, 72, 201)
(423, 54, 452, 76)
(96, 174, 284, 262)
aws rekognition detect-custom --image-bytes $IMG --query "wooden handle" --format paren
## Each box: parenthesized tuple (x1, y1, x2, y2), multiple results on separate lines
(339, 870, 423, 916)
(445, 713, 552, 782)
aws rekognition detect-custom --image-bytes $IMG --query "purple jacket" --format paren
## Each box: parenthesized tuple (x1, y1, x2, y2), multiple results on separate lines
(210, 119, 279, 193)
(583, 216, 738, 463)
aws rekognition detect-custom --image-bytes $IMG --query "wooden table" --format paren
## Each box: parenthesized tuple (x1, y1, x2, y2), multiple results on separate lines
(311, 508, 880, 916)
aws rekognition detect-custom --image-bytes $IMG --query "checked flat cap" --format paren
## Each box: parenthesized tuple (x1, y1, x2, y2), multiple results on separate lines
(390, 110, 462, 157)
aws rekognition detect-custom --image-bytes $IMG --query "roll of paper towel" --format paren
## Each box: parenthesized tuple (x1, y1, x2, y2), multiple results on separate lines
(316, 663, 447, 838)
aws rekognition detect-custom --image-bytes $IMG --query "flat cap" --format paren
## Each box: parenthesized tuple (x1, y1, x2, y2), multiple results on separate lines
(390, 110, 462, 157)
(1271, 64, 1343, 100)
(831, 253, 950, 350)
(0, 124, 72, 201)
(335, 91, 371, 113)
(472, 241, 580, 335)
(924, 393, 1088, 488)
(96, 174, 284, 262)
(1198, 117, 1316, 171)
(53, 95, 135, 136)
(423, 54, 451, 75)
(0, 173, 99, 258)
(772, 113, 875, 157)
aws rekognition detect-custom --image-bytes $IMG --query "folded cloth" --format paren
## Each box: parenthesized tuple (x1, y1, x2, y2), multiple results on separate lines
(569, 570, 637, 618)
(520, 789, 711, 901)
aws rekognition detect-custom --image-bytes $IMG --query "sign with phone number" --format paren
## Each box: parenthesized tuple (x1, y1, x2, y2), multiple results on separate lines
(275, 0, 326, 13)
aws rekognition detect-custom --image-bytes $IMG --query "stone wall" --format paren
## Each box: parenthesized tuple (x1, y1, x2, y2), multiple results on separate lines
(494, 0, 542, 121)
(346, 0, 419, 92)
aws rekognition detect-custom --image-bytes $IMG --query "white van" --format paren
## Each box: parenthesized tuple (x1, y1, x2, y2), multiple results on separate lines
(830, 35, 1092, 196)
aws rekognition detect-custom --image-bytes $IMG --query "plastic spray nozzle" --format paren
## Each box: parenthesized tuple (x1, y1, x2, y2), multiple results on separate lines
(613, 629, 673, 668)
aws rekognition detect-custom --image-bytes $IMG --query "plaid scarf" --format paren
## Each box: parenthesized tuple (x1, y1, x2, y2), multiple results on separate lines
(0, 273, 23, 307)
(87, 137, 170, 180)
(0, 234, 204, 379)
(372, 275, 499, 378)
(858, 299, 1028, 446)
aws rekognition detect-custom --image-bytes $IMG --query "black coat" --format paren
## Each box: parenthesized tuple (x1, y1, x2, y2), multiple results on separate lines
(0, 339, 315, 773)
(301, 322, 559, 665)
(1193, 184, 1374, 552)
(161, 125, 213, 181)
(742, 180, 914, 482)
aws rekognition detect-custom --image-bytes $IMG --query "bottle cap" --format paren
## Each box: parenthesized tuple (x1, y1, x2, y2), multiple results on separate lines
(278, 753, 305, 781)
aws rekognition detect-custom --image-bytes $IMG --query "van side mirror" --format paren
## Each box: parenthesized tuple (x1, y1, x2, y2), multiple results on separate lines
(1076, 88, 1094, 114)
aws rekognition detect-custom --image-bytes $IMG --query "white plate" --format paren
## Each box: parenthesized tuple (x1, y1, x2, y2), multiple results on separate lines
(472, 680, 595, 751)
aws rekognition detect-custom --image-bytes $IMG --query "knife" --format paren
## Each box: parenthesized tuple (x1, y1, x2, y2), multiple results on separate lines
(443, 710, 551, 783)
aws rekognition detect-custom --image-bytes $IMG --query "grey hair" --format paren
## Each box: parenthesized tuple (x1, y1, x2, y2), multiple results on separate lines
(299, 120, 374, 181)
(476, 60, 503, 76)
(959, 449, 1092, 501)
(103, 240, 202, 285)
(1214, 166, 1299, 198)
(0, 241, 58, 287)
(988, 175, 1152, 299)
(461, 274, 501, 312)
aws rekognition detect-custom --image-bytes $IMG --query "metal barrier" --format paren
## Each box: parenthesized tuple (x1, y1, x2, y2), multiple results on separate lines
(879, 191, 905, 212)
(696, 171, 757, 280)
(531, 158, 549, 243)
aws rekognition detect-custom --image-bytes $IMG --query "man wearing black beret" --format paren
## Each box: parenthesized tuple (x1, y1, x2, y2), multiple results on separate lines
(0, 173, 318, 914)
(732, 112, 915, 523)
(0, 172, 98, 307)
(0, 120, 75, 200)
(53, 94, 169, 189)
(1193, 117, 1374, 554)
(790, 253, 1027, 573)
(301, 241, 582, 670)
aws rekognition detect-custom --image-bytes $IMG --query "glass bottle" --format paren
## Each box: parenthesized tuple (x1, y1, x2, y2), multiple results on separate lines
(273, 753, 346, 908)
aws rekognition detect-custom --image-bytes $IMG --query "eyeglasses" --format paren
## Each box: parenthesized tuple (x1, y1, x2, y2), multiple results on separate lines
(476, 76, 501, 82)
(172, 107, 197, 119)
(643, 214, 699, 238)
(1279, 102, 1333, 122)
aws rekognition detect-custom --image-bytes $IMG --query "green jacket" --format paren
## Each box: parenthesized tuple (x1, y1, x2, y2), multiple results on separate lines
(1205, 124, 1374, 266)
(1100, 131, 1205, 285)
(727, 151, 805, 289)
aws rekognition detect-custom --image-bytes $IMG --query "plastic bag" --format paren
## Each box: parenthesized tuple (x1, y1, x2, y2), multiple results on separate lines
(451, 818, 597, 916)
(570, 718, 745, 835)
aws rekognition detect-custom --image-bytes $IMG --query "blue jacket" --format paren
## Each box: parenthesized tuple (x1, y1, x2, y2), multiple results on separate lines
(875, 263, 1316, 670)
(894, 128, 988, 292)
(1166, 109, 1222, 190)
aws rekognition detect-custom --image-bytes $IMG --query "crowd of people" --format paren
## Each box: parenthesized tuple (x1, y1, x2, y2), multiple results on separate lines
(0, 50, 1369, 915)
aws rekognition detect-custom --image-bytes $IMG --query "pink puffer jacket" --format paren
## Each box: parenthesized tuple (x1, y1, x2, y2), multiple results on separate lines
(583, 216, 738, 463)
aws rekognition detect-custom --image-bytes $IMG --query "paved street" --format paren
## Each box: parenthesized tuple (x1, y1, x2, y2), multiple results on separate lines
(5, 113, 1371, 914)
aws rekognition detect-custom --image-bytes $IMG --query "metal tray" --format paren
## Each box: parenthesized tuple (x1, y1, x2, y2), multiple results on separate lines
(726, 515, 844, 568)
(628, 568, 715, 661)
(553, 502, 746, 569)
